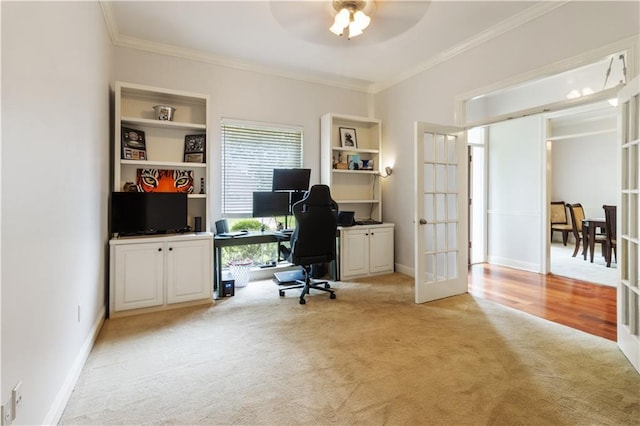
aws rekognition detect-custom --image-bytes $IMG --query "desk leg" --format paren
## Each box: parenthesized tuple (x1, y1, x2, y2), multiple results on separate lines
(214, 246, 222, 299)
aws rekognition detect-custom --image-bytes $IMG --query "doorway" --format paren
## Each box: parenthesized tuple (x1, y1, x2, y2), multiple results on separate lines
(545, 102, 618, 286)
(468, 127, 486, 265)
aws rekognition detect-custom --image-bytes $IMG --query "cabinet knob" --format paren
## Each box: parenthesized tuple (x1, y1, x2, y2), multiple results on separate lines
(158, 248, 162, 252)
(419, 218, 427, 225)
(169, 247, 173, 251)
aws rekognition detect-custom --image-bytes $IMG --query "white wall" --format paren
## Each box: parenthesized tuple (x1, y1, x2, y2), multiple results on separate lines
(112, 47, 372, 226)
(1, 2, 111, 424)
(487, 116, 544, 272)
(551, 134, 617, 225)
(374, 1, 639, 273)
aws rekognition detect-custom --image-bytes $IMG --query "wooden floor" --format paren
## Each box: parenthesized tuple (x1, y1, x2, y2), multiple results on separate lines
(468, 263, 617, 341)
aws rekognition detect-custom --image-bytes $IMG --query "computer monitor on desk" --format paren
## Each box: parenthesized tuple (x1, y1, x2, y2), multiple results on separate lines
(272, 168, 310, 215)
(252, 191, 290, 220)
(272, 168, 310, 192)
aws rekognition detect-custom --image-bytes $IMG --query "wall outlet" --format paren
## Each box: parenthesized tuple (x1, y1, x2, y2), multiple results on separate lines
(1, 399, 12, 426)
(11, 382, 22, 419)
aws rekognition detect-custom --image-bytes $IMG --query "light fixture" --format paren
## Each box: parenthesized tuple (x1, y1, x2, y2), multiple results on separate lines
(330, 0, 372, 39)
(380, 166, 393, 178)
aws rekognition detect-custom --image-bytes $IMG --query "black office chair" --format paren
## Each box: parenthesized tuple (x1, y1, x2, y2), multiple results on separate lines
(278, 184, 338, 304)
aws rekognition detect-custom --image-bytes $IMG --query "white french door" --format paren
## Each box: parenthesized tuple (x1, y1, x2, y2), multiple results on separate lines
(414, 122, 468, 303)
(618, 76, 640, 374)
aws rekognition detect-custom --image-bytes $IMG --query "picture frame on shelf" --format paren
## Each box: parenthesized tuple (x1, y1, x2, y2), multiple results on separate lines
(339, 127, 357, 148)
(347, 154, 361, 170)
(183, 134, 206, 163)
(121, 127, 147, 160)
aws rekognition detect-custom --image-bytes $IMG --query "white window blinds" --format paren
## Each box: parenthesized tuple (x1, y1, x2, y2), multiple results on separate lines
(221, 120, 303, 216)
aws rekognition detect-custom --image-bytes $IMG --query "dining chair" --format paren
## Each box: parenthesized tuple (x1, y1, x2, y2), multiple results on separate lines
(602, 205, 617, 267)
(566, 203, 606, 258)
(550, 201, 571, 245)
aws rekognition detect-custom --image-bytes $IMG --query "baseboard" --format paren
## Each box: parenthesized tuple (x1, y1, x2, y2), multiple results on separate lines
(487, 256, 541, 273)
(394, 263, 414, 278)
(43, 305, 105, 425)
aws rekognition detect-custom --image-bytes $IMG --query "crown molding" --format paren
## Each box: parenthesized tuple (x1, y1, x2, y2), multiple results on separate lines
(368, 1, 568, 94)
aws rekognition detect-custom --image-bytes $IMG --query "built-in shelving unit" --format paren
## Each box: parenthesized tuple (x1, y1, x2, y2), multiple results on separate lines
(114, 81, 211, 231)
(320, 113, 394, 279)
(110, 81, 213, 317)
(320, 113, 383, 221)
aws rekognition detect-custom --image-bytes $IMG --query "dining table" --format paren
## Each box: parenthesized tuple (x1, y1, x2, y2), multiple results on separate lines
(581, 217, 606, 263)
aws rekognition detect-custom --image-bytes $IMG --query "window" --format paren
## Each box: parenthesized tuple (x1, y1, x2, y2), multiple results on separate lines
(220, 120, 303, 267)
(221, 119, 303, 217)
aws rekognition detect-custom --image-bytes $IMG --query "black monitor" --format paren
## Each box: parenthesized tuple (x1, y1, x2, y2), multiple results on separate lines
(111, 192, 188, 235)
(252, 191, 290, 218)
(272, 168, 311, 192)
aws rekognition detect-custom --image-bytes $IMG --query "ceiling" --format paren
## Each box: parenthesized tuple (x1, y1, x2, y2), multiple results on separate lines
(103, 1, 564, 93)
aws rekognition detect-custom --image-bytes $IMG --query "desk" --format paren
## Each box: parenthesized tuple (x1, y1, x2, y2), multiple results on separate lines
(582, 218, 605, 263)
(213, 231, 289, 298)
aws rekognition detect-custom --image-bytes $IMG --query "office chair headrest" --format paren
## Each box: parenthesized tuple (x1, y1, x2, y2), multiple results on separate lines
(302, 185, 333, 206)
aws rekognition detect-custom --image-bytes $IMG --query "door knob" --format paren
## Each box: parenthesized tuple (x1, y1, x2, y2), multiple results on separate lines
(419, 219, 427, 225)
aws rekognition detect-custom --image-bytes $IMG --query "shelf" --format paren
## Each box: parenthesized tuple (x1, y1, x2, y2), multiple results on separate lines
(333, 147, 379, 154)
(121, 159, 207, 169)
(121, 116, 206, 131)
(332, 169, 378, 175)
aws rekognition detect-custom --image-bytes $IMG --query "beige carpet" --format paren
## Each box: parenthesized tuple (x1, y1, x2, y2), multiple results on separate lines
(60, 273, 639, 425)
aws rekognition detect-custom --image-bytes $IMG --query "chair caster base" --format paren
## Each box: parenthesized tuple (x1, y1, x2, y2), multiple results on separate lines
(299, 298, 306, 305)
(330, 293, 336, 299)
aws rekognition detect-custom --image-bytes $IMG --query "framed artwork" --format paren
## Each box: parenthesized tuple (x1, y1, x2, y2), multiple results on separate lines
(136, 168, 194, 193)
(347, 154, 360, 170)
(184, 134, 206, 163)
(121, 127, 147, 160)
(339, 127, 357, 148)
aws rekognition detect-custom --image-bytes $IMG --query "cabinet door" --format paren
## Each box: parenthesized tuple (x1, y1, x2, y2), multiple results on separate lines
(113, 243, 164, 311)
(166, 239, 212, 304)
(369, 226, 394, 274)
(341, 228, 369, 279)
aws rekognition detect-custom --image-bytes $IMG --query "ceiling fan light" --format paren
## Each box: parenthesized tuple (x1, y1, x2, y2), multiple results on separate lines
(335, 8, 350, 28)
(348, 21, 363, 38)
(330, 22, 345, 36)
(353, 10, 370, 30)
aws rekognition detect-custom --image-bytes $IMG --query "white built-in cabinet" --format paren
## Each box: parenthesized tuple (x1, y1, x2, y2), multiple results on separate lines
(321, 113, 394, 280)
(340, 224, 395, 280)
(109, 82, 213, 317)
(109, 234, 213, 316)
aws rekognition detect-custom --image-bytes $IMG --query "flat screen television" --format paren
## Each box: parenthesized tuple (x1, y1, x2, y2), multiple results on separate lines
(252, 191, 290, 218)
(272, 168, 311, 192)
(111, 192, 188, 235)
